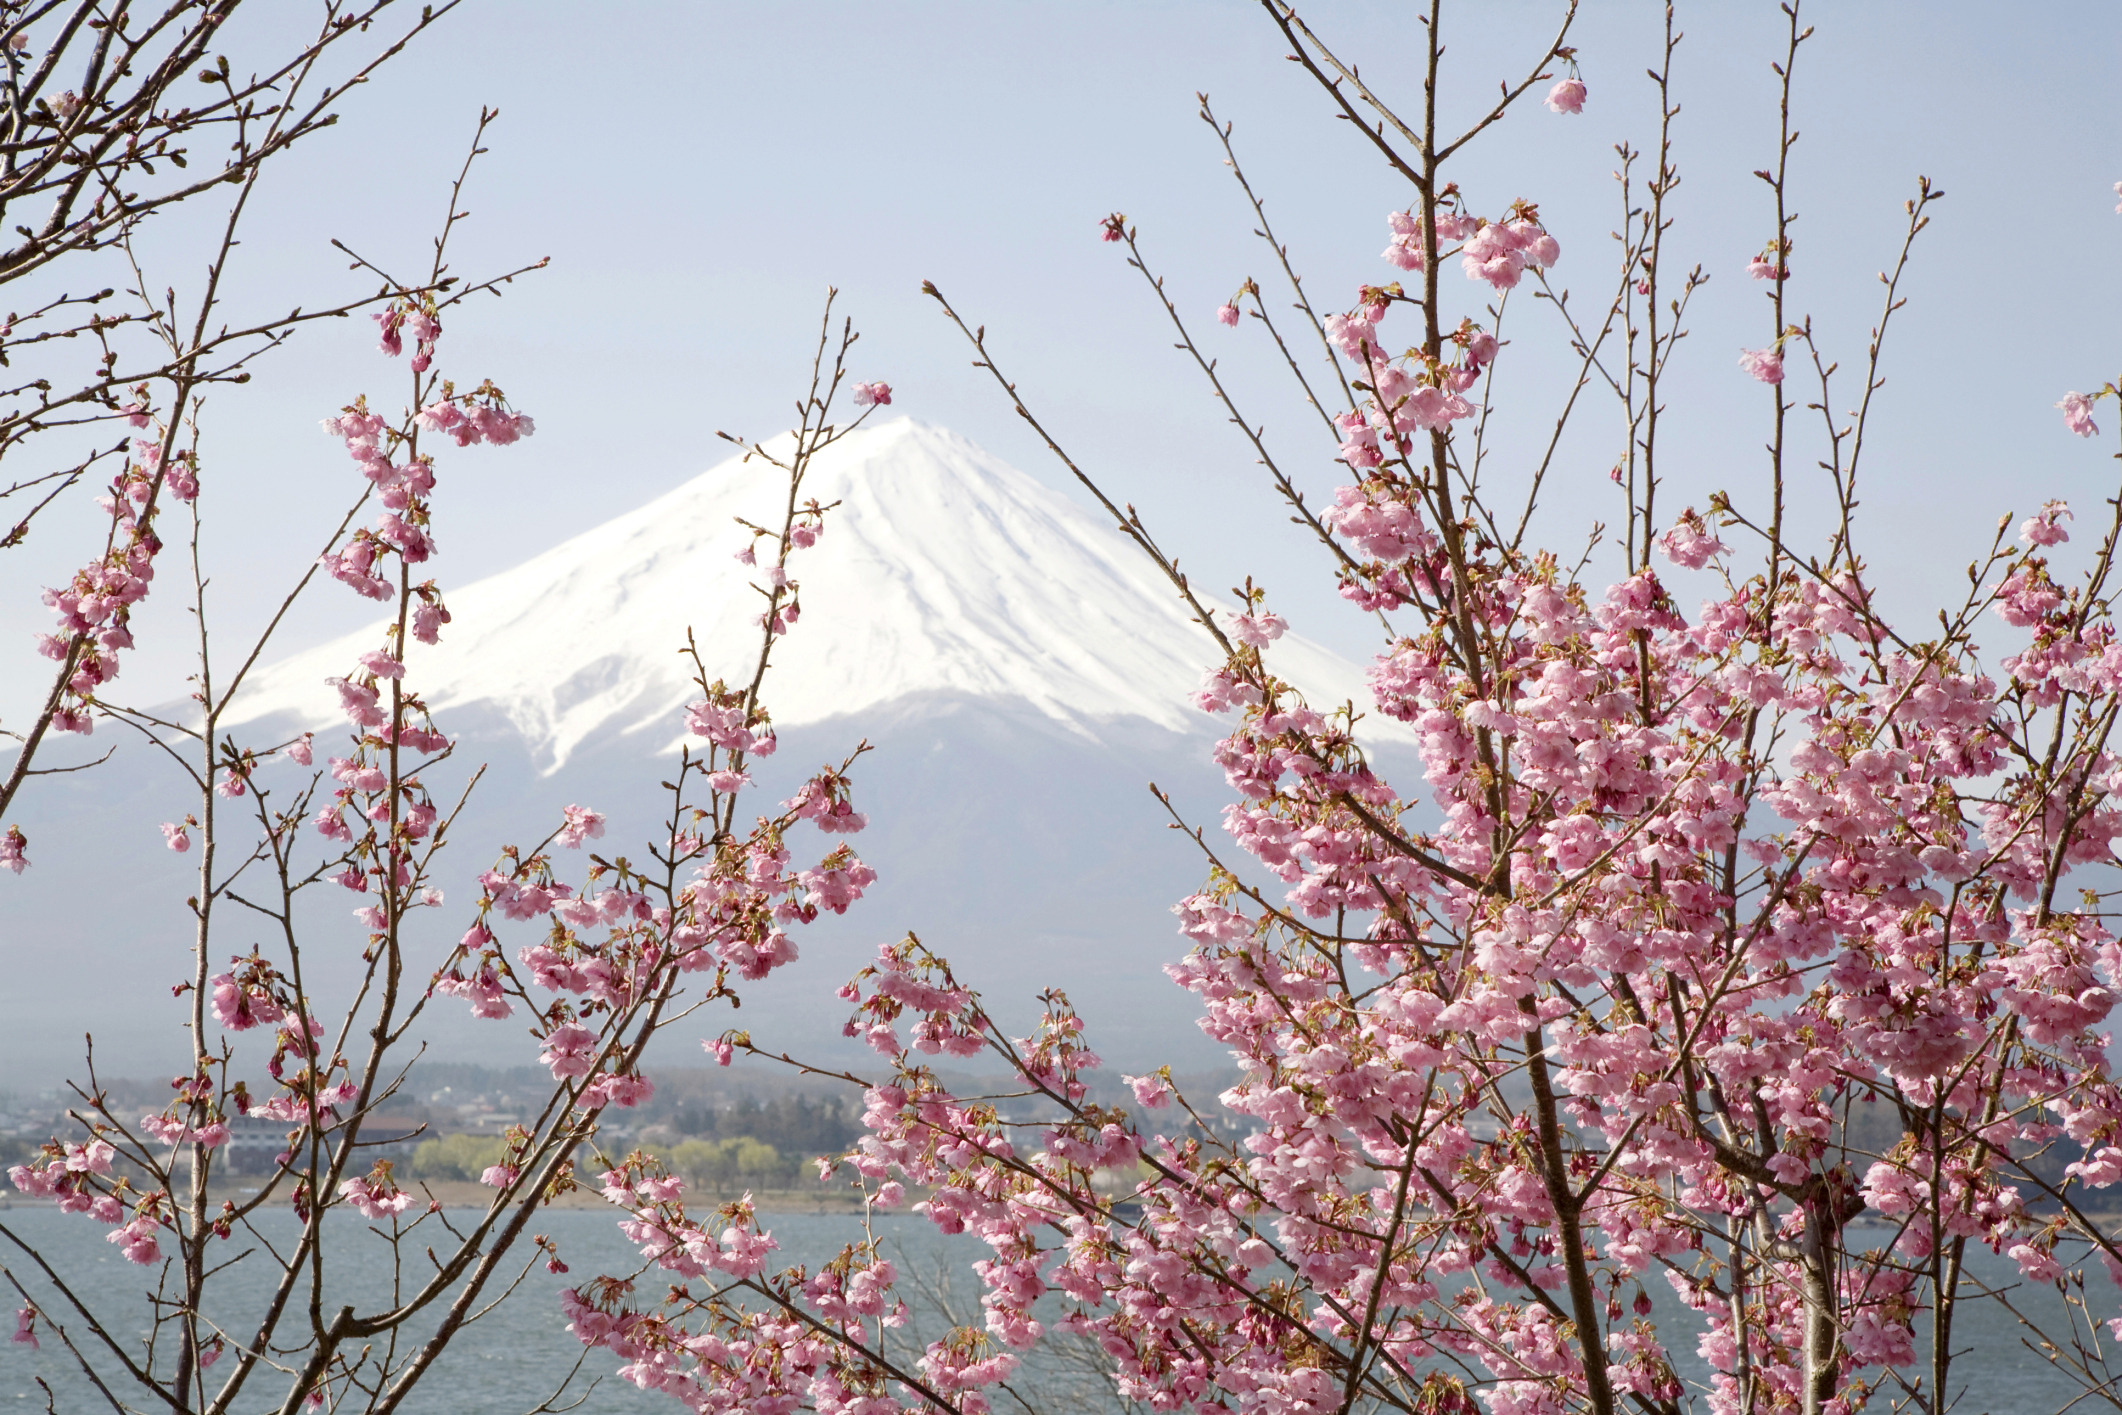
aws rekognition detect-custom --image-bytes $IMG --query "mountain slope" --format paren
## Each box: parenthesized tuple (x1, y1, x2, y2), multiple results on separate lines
(229, 418, 1387, 767)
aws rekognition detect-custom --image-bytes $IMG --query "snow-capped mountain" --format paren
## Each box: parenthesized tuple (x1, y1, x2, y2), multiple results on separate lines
(5, 420, 1407, 1084)
(227, 418, 1386, 765)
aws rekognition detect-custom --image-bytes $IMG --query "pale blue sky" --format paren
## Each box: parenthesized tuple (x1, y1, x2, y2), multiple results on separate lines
(4, 0, 2119, 726)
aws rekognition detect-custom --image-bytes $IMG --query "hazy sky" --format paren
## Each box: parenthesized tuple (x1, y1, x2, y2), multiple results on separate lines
(3, 0, 2119, 756)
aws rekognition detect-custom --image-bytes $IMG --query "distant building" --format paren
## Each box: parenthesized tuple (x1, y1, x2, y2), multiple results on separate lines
(213, 1114, 428, 1177)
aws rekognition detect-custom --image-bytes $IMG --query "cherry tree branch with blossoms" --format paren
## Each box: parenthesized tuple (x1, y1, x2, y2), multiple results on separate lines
(538, 7, 2122, 1415)
(0, 0, 477, 839)
(0, 111, 896, 1410)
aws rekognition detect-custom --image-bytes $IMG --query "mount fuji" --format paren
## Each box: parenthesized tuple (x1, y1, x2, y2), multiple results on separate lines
(4, 420, 1405, 1081)
(224, 418, 1383, 764)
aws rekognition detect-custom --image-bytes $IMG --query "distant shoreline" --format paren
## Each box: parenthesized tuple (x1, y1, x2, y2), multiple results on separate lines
(0, 1183, 878, 1216)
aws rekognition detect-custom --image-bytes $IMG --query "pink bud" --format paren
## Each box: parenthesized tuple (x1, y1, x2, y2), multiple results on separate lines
(2, 826, 29, 874)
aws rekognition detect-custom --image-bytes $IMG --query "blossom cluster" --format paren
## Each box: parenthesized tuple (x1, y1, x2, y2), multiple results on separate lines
(32, 405, 182, 741)
(1380, 198, 1561, 291)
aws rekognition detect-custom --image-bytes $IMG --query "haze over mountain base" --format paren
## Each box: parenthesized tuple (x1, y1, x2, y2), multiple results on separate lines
(5, 694, 1261, 1085)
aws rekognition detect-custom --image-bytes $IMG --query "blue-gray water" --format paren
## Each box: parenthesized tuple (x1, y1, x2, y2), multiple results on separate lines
(0, 1206, 2112, 1412)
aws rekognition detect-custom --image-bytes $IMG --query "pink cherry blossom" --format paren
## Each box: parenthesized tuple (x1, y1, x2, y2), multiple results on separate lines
(556, 805, 606, 849)
(2059, 390, 2100, 438)
(209, 971, 284, 1030)
(107, 1217, 160, 1265)
(330, 677, 385, 728)
(1659, 511, 1727, 569)
(2021, 501, 2073, 546)
(1227, 610, 1287, 647)
(1458, 212, 1561, 291)
(1124, 1072, 1172, 1108)
(405, 309, 439, 372)
(1739, 346, 1785, 384)
(340, 1174, 412, 1220)
(435, 966, 512, 1019)
(411, 598, 450, 644)
(1545, 77, 1586, 113)
(66, 1141, 113, 1174)
(540, 1023, 599, 1080)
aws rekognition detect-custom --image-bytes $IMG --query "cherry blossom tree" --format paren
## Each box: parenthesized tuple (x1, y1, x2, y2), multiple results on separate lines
(0, 107, 896, 1406)
(542, 6, 2122, 1415)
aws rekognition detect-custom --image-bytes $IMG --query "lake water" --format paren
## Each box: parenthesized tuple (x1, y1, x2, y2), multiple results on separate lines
(0, 1206, 2111, 1412)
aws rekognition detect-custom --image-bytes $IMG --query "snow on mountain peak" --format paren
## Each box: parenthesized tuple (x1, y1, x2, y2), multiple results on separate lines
(228, 418, 1386, 768)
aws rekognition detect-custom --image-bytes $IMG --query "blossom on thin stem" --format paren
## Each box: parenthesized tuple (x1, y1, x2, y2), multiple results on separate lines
(2060, 390, 2101, 438)
(1459, 202, 1561, 291)
(556, 805, 606, 849)
(1739, 346, 1785, 384)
